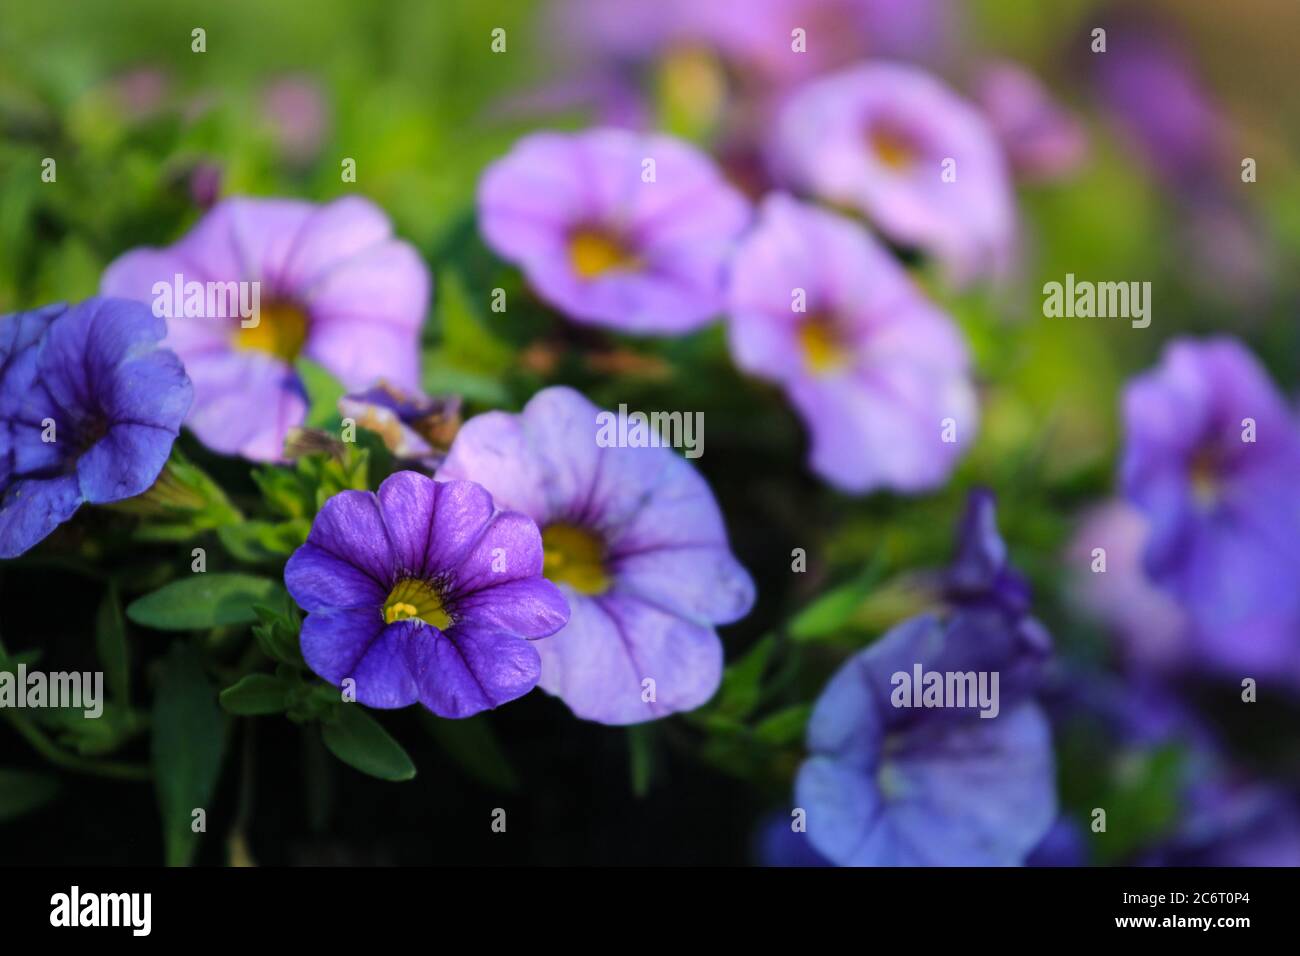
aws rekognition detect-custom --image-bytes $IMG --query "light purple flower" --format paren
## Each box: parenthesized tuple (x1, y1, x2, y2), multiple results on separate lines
(477, 128, 750, 334)
(726, 193, 976, 493)
(1121, 337, 1300, 683)
(437, 386, 755, 724)
(284, 471, 569, 718)
(974, 60, 1087, 183)
(262, 74, 329, 165)
(770, 61, 1017, 284)
(101, 196, 430, 462)
(1065, 500, 1188, 672)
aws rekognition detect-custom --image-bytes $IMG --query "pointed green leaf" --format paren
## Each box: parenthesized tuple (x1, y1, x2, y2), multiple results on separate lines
(321, 705, 415, 782)
(219, 674, 290, 715)
(127, 573, 284, 631)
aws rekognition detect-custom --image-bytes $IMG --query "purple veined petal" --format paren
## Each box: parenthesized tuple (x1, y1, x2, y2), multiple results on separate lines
(375, 473, 495, 581)
(435, 410, 552, 524)
(285, 541, 390, 613)
(598, 447, 729, 554)
(447, 510, 546, 594)
(515, 387, 604, 523)
(185, 198, 317, 293)
(477, 132, 592, 263)
(279, 195, 395, 292)
(35, 299, 168, 421)
(304, 488, 396, 589)
(0, 474, 83, 559)
(609, 544, 754, 625)
(796, 755, 885, 863)
(76, 421, 180, 504)
(451, 575, 570, 640)
(181, 349, 307, 461)
(0, 302, 64, 370)
(303, 306, 421, 392)
(537, 589, 723, 724)
(414, 621, 542, 719)
(102, 347, 193, 432)
(101, 247, 213, 300)
(300, 607, 419, 708)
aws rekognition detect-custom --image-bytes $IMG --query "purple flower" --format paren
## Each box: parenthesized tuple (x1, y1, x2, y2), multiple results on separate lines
(1121, 337, 1300, 682)
(338, 383, 461, 469)
(477, 128, 750, 334)
(437, 386, 755, 724)
(261, 74, 329, 165)
(974, 60, 1087, 183)
(1139, 781, 1300, 867)
(770, 62, 1017, 284)
(726, 194, 976, 493)
(0, 298, 192, 558)
(795, 491, 1055, 865)
(284, 471, 569, 718)
(101, 196, 430, 462)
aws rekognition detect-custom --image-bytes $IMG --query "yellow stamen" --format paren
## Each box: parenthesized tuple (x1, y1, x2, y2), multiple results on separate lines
(569, 229, 638, 280)
(234, 300, 309, 362)
(1189, 449, 1221, 509)
(542, 523, 610, 595)
(382, 578, 452, 629)
(798, 316, 849, 374)
(868, 123, 917, 172)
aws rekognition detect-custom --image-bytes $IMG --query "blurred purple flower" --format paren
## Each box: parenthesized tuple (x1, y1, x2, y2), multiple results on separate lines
(110, 67, 170, 120)
(438, 386, 755, 724)
(1065, 500, 1188, 672)
(770, 62, 1017, 285)
(974, 60, 1087, 183)
(754, 811, 831, 867)
(1121, 337, 1300, 683)
(284, 472, 569, 718)
(338, 383, 461, 469)
(726, 194, 976, 493)
(477, 128, 750, 334)
(1026, 816, 1089, 867)
(1140, 781, 1300, 867)
(0, 299, 192, 558)
(262, 74, 329, 165)
(796, 491, 1055, 865)
(188, 162, 223, 210)
(101, 196, 430, 462)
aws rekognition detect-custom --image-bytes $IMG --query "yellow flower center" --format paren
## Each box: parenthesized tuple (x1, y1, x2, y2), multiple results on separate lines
(542, 523, 610, 595)
(568, 229, 638, 280)
(798, 316, 850, 374)
(868, 122, 918, 172)
(1189, 448, 1222, 509)
(234, 300, 309, 362)
(382, 577, 452, 629)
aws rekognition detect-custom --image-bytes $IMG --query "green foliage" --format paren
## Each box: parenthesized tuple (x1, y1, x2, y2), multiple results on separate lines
(127, 573, 286, 631)
(320, 704, 416, 782)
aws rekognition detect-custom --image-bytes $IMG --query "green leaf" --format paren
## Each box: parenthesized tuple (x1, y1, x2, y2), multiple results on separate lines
(714, 635, 775, 719)
(95, 584, 129, 701)
(321, 705, 415, 782)
(438, 270, 513, 374)
(152, 643, 225, 866)
(628, 725, 655, 798)
(296, 356, 347, 429)
(219, 674, 290, 715)
(753, 705, 812, 746)
(788, 562, 884, 642)
(422, 712, 518, 792)
(127, 573, 284, 631)
(217, 518, 310, 563)
(0, 769, 60, 821)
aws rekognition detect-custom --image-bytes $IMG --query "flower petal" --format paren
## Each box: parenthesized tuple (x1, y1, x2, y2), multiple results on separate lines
(415, 622, 541, 718)
(0, 474, 83, 559)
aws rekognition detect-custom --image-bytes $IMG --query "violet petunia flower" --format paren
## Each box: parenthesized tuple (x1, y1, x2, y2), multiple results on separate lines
(974, 60, 1087, 184)
(284, 471, 569, 718)
(795, 491, 1055, 866)
(770, 61, 1017, 285)
(1121, 337, 1300, 683)
(101, 196, 430, 462)
(338, 383, 461, 470)
(726, 193, 976, 493)
(437, 386, 755, 724)
(477, 128, 750, 334)
(0, 298, 192, 558)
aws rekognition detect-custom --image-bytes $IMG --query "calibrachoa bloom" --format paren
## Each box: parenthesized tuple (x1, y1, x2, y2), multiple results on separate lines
(0, 298, 192, 558)
(974, 60, 1087, 183)
(477, 128, 750, 334)
(726, 194, 976, 493)
(1121, 337, 1300, 682)
(338, 383, 461, 470)
(101, 196, 430, 461)
(796, 492, 1055, 865)
(770, 62, 1016, 284)
(438, 386, 755, 724)
(284, 471, 569, 718)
